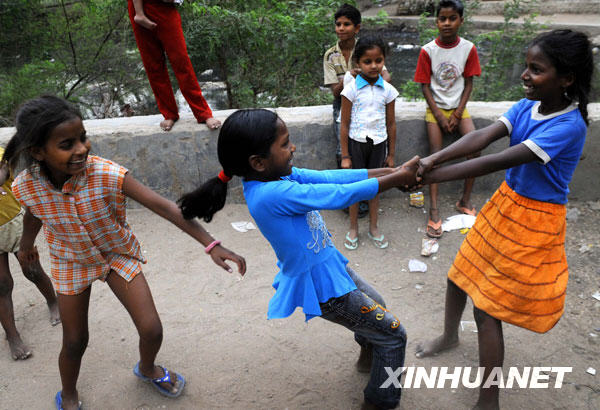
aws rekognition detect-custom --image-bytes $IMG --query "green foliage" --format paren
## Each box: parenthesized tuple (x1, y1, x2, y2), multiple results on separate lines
(404, 0, 545, 102)
(471, 0, 546, 101)
(399, 80, 422, 102)
(0, 0, 150, 124)
(0, 60, 66, 126)
(181, 0, 342, 108)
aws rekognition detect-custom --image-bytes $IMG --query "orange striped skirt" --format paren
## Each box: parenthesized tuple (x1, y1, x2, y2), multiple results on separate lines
(448, 181, 568, 333)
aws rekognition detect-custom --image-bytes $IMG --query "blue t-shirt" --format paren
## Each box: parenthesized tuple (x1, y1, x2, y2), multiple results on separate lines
(242, 167, 379, 321)
(500, 99, 587, 204)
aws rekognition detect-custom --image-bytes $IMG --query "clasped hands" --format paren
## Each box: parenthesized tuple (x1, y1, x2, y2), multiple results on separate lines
(389, 155, 436, 191)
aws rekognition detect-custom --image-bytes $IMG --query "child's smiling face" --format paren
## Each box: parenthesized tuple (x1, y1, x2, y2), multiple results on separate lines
(335, 16, 360, 42)
(436, 7, 463, 43)
(32, 117, 90, 186)
(521, 44, 573, 105)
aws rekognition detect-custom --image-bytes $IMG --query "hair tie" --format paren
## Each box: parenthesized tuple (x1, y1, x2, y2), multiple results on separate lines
(218, 170, 232, 183)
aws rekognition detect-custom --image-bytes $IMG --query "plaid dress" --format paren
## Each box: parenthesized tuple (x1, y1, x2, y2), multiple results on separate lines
(12, 156, 146, 295)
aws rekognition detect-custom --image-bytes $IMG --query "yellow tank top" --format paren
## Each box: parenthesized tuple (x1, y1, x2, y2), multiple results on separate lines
(0, 147, 22, 226)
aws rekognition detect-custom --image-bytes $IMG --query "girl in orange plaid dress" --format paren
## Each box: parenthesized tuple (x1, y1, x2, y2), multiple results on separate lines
(5, 96, 246, 410)
(413, 30, 593, 409)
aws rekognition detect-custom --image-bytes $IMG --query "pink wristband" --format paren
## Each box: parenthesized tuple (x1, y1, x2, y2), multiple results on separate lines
(204, 240, 221, 254)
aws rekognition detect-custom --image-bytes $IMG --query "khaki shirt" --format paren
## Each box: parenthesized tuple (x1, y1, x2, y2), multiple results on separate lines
(323, 41, 388, 86)
(323, 41, 357, 86)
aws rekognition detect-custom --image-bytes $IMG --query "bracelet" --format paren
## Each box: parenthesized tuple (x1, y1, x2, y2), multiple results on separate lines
(341, 155, 351, 159)
(204, 240, 221, 254)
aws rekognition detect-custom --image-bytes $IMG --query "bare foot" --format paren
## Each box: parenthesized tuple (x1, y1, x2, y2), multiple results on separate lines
(415, 334, 458, 358)
(134, 14, 157, 30)
(205, 117, 221, 130)
(160, 118, 176, 131)
(356, 344, 373, 373)
(7, 334, 32, 360)
(48, 301, 61, 326)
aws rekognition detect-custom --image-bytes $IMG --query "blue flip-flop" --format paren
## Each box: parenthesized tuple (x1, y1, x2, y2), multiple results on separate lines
(133, 361, 186, 398)
(55, 391, 82, 410)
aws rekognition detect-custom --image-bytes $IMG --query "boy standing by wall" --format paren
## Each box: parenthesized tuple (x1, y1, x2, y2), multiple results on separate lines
(414, 0, 481, 238)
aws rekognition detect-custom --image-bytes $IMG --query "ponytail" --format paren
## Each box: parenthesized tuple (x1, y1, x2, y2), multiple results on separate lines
(577, 91, 590, 126)
(178, 173, 230, 222)
(178, 109, 280, 223)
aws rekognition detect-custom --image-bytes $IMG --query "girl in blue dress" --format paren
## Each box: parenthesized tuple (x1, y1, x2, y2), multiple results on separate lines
(179, 109, 418, 410)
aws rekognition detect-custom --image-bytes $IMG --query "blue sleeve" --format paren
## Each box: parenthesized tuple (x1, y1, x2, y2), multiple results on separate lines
(265, 177, 379, 215)
(289, 167, 369, 184)
(501, 99, 528, 129)
(528, 116, 586, 161)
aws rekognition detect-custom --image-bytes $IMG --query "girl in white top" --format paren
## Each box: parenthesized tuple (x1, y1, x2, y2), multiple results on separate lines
(339, 34, 399, 250)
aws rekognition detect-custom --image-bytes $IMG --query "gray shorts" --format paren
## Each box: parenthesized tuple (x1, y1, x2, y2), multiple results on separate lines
(348, 137, 387, 169)
(0, 208, 24, 254)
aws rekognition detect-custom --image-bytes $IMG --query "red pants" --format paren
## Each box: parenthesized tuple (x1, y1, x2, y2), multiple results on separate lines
(128, 0, 212, 122)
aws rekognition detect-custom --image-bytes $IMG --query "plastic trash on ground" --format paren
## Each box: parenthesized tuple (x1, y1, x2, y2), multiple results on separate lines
(592, 291, 600, 302)
(442, 214, 476, 232)
(231, 221, 256, 232)
(460, 320, 478, 333)
(409, 259, 427, 272)
(409, 192, 424, 208)
(421, 238, 439, 256)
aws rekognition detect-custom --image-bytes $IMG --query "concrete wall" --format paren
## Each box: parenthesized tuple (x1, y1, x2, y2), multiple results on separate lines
(1, 101, 599, 203)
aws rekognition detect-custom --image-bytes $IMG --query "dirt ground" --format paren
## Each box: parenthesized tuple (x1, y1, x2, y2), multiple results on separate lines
(1, 192, 599, 409)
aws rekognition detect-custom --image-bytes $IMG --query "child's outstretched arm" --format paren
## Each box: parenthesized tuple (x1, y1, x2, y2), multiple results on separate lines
(339, 96, 353, 169)
(122, 174, 246, 275)
(419, 135, 537, 185)
(419, 121, 509, 176)
(377, 155, 420, 191)
(384, 99, 396, 167)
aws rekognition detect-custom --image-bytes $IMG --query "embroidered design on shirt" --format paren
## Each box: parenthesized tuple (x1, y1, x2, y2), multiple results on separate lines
(435, 61, 460, 89)
(306, 210, 333, 253)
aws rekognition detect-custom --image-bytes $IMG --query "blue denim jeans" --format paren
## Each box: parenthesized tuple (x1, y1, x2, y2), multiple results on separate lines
(319, 267, 407, 409)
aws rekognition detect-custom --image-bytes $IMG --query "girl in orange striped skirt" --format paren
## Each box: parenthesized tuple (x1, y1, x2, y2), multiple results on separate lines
(413, 29, 594, 409)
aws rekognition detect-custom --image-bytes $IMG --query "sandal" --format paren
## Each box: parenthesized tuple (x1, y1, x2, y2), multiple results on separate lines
(133, 361, 186, 398)
(368, 232, 389, 249)
(344, 232, 358, 250)
(426, 219, 443, 238)
(455, 201, 477, 216)
(55, 391, 82, 410)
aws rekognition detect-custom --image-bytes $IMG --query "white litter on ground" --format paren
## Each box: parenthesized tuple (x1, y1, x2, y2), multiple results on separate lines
(442, 214, 476, 232)
(231, 221, 256, 232)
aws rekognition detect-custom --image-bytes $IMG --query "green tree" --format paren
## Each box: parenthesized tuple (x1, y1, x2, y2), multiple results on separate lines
(0, 0, 149, 124)
(181, 0, 349, 108)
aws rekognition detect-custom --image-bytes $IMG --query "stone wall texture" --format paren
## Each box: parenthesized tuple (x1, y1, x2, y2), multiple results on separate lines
(1, 101, 598, 203)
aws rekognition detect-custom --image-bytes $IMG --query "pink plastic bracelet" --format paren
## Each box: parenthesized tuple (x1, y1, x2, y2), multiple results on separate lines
(204, 240, 221, 254)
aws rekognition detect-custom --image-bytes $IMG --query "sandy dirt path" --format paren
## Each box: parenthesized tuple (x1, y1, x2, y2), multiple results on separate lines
(1, 193, 599, 409)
